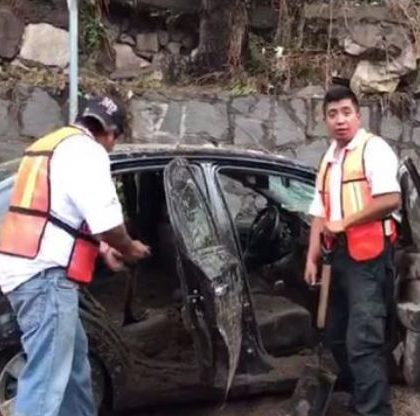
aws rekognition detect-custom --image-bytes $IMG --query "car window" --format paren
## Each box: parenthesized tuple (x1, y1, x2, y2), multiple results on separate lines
(268, 176, 314, 214)
(217, 168, 314, 222)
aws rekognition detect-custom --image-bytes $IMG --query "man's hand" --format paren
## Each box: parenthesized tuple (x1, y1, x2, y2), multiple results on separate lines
(304, 259, 318, 286)
(325, 220, 346, 235)
(124, 240, 151, 263)
(103, 247, 126, 272)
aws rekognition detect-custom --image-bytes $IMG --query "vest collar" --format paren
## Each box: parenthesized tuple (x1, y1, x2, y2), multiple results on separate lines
(324, 128, 367, 163)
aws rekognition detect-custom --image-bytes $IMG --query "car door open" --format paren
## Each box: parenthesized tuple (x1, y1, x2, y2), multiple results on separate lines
(164, 157, 243, 395)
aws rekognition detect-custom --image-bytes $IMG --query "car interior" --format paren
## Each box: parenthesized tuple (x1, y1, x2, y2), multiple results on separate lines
(88, 164, 319, 370)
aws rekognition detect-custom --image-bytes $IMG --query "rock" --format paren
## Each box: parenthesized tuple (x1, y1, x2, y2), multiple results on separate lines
(231, 95, 260, 115)
(344, 23, 410, 59)
(272, 102, 306, 146)
(0, 99, 22, 162)
(113, 0, 200, 12)
(412, 128, 420, 147)
(114, 44, 151, 70)
(169, 30, 184, 43)
(307, 99, 328, 138)
(19, 23, 69, 68)
(344, 37, 368, 56)
(234, 117, 265, 148)
(158, 31, 169, 47)
(130, 99, 170, 143)
(295, 85, 325, 98)
(166, 42, 182, 55)
(160, 102, 183, 136)
(252, 97, 272, 120)
(136, 32, 159, 53)
(181, 34, 194, 51)
(350, 45, 417, 94)
(290, 98, 307, 126)
(183, 100, 229, 143)
(360, 106, 371, 130)
(249, 6, 277, 30)
(380, 112, 404, 142)
(119, 33, 136, 47)
(403, 329, 420, 386)
(304, 4, 400, 24)
(110, 68, 152, 80)
(295, 140, 329, 168)
(0, 8, 24, 59)
(21, 89, 63, 138)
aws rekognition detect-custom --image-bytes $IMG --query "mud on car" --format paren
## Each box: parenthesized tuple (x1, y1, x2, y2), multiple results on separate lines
(0, 145, 419, 414)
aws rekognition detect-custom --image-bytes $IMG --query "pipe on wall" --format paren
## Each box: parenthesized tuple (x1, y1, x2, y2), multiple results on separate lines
(67, 0, 78, 123)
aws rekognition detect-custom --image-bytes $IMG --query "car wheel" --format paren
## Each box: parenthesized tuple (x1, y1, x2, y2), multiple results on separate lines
(0, 349, 107, 414)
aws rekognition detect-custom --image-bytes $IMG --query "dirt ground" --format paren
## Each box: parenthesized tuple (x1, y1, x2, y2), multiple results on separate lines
(115, 386, 420, 416)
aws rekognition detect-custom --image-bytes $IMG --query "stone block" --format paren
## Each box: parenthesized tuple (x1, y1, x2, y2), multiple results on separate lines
(231, 95, 259, 115)
(272, 101, 306, 146)
(234, 117, 265, 148)
(119, 33, 136, 47)
(380, 112, 403, 141)
(158, 31, 169, 47)
(307, 99, 328, 138)
(413, 128, 420, 147)
(249, 6, 277, 29)
(19, 24, 69, 68)
(160, 102, 183, 136)
(114, 44, 151, 70)
(183, 101, 229, 142)
(136, 32, 159, 53)
(21, 89, 63, 138)
(166, 42, 182, 55)
(295, 85, 325, 98)
(290, 98, 307, 126)
(295, 140, 329, 168)
(0, 99, 22, 162)
(0, 8, 24, 59)
(130, 99, 169, 142)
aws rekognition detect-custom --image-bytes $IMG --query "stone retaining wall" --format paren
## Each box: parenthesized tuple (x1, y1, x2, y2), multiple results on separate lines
(1, 86, 419, 168)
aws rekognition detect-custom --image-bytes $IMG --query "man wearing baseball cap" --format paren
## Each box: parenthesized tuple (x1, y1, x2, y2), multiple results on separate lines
(0, 96, 150, 416)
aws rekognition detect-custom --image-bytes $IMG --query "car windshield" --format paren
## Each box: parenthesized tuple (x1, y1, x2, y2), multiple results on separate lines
(268, 176, 315, 214)
(0, 159, 19, 227)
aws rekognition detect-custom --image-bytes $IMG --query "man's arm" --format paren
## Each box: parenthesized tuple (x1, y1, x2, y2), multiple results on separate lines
(304, 216, 324, 285)
(344, 193, 401, 229)
(98, 224, 150, 263)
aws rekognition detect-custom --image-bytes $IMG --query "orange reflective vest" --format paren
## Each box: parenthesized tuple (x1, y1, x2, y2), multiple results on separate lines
(0, 127, 100, 284)
(316, 131, 396, 261)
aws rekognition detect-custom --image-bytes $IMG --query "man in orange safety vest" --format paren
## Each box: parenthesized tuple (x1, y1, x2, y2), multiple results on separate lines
(0, 96, 150, 416)
(305, 86, 401, 416)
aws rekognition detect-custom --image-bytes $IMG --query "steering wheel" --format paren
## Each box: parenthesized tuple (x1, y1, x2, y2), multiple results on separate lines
(246, 205, 281, 253)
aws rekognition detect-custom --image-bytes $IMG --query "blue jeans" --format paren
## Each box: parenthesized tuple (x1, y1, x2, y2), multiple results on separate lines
(6, 268, 96, 416)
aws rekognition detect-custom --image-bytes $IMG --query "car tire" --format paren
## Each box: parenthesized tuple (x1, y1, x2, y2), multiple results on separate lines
(0, 348, 107, 414)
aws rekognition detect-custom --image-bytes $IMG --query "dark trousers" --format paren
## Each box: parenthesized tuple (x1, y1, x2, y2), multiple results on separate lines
(326, 241, 395, 416)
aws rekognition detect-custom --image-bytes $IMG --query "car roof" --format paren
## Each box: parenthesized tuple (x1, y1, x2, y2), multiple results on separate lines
(111, 143, 316, 175)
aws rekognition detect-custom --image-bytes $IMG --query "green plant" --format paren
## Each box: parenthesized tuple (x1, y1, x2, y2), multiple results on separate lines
(229, 78, 257, 96)
(80, 0, 108, 55)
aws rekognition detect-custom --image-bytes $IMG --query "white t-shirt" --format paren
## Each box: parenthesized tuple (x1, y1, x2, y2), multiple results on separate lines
(309, 129, 400, 220)
(0, 127, 124, 293)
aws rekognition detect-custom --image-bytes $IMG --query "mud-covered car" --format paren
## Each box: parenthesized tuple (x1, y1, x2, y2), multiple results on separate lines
(0, 145, 419, 414)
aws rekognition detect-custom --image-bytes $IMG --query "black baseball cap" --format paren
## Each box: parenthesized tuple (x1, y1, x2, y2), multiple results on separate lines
(78, 96, 125, 137)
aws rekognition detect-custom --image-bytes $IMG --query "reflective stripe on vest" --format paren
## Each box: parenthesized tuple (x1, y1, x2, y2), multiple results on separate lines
(316, 131, 396, 261)
(0, 127, 100, 284)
